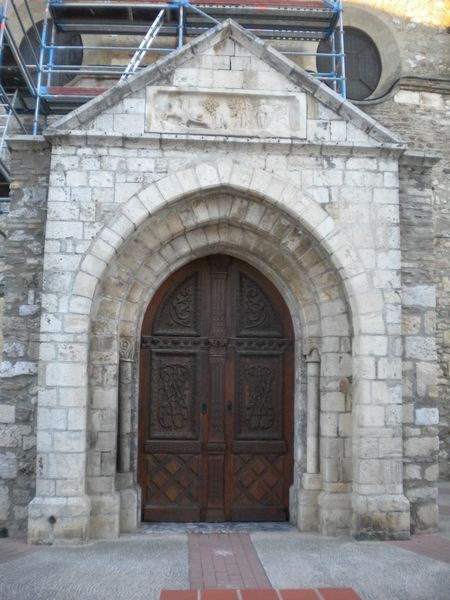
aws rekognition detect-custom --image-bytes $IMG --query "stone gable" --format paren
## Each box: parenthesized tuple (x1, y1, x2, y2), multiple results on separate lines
(48, 19, 402, 149)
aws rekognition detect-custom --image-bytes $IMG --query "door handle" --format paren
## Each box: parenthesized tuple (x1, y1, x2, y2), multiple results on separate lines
(201, 402, 208, 415)
(226, 401, 233, 414)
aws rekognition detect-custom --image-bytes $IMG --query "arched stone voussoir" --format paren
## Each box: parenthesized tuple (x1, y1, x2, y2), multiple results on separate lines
(82, 162, 371, 335)
(115, 228, 320, 342)
(106, 211, 354, 349)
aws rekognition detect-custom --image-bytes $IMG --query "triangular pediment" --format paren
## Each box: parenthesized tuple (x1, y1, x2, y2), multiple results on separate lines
(46, 19, 403, 146)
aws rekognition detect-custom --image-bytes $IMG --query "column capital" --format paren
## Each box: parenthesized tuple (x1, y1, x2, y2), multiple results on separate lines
(119, 337, 136, 362)
(303, 336, 321, 360)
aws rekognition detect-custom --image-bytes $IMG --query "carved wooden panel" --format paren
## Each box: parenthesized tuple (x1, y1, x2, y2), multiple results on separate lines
(150, 352, 199, 440)
(231, 454, 284, 507)
(209, 358, 225, 438)
(140, 255, 293, 523)
(142, 336, 208, 350)
(145, 454, 200, 506)
(153, 273, 200, 336)
(237, 273, 283, 337)
(206, 455, 225, 520)
(235, 354, 282, 440)
(143, 454, 201, 520)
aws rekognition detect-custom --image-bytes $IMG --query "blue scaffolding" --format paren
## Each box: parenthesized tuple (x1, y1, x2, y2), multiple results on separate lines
(0, 0, 346, 210)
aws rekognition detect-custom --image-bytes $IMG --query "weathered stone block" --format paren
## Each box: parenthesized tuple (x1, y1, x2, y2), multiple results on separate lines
(0, 452, 18, 479)
(0, 404, 15, 424)
(415, 408, 439, 426)
(404, 436, 439, 458)
(403, 285, 436, 308)
(405, 336, 436, 361)
(46, 363, 86, 387)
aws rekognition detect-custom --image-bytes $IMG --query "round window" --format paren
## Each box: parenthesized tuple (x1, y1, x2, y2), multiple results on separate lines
(21, 20, 83, 87)
(317, 27, 382, 101)
(1, 20, 83, 89)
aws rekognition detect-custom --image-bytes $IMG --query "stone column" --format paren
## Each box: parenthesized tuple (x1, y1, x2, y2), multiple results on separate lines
(25, 138, 91, 544)
(306, 349, 320, 475)
(27, 351, 91, 543)
(298, 342, 322, 532)
(350, 153, 415, 541)
(118, 337, 134, 473)
(116, 337, 140, 533)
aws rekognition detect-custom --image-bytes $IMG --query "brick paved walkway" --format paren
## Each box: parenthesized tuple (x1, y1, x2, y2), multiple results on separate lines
(0, 537, 42, 563)
(177, 533, 362, 600)
(188, 533, 271, 589)
(388, 481, 450, 564)
(390, 534, 450, 564)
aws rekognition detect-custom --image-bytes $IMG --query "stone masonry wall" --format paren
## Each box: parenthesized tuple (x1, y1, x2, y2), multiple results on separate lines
(0, 140, 50, 535)
(24, 23, 414, 542)
(399, 154, 439, 532)
(1, 15, 444, 539)
(365, 92, 450, 480)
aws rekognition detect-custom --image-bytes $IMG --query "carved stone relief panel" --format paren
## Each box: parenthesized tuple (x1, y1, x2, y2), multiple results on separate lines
(146, 86, 307, 138)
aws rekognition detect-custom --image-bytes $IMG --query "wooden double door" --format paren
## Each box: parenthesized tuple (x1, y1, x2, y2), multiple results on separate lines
(139, 255, 294, 522)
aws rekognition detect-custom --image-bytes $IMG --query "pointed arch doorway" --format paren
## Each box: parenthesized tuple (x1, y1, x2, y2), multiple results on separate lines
(139, 255, 294, 522)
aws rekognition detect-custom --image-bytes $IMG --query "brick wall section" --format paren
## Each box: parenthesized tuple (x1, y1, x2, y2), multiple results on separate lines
(365, 93, 450, 480)
(0, 139, 51, 535)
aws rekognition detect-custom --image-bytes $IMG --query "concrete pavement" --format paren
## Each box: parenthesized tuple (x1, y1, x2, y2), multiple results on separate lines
(0, 482, 449, 600)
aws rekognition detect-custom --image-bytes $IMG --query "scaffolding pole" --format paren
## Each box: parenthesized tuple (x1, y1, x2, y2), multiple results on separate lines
(0, 0, 346, 136)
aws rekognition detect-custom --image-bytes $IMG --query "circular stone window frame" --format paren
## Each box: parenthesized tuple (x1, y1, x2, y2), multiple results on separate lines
(18, 18, 84, 88)
(317, 26, 382, 102)
(341, 4, 402, 103)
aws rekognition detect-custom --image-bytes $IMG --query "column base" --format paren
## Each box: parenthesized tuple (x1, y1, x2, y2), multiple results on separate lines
(297, 474, 322, 532)
(116, 472, 141, 533)
(352, 492, 410, 540)
(119, 487, 141, 533)
(28, 495, 91, 544)
(90, 492, 120, 539)
(319, 491, 352, 536)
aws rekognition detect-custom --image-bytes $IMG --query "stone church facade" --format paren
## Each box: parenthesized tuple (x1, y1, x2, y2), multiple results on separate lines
(0, 4, 448, 543)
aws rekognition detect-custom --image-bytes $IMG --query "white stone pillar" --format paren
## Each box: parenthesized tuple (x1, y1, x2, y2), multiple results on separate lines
(351, 330, 410, 540)
(298, 343, 322, 532)
(116, 337, 140, 533)
(118, 338, 134, 473)
(28, 341, 91, 544)
(306, 349, 320, 475)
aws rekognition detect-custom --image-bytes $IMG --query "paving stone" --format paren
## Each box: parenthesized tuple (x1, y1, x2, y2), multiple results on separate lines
(279, 591, 320, 600)
(318, 590, 361, 600)
(160, 592, 197, 600)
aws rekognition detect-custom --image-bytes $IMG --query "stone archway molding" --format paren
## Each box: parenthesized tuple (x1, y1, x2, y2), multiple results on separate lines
(75, 160, 376, 331)
(28, 160, 410, 543)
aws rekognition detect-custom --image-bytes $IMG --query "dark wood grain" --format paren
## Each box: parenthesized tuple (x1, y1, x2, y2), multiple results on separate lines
(139, 255, 294, 522)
